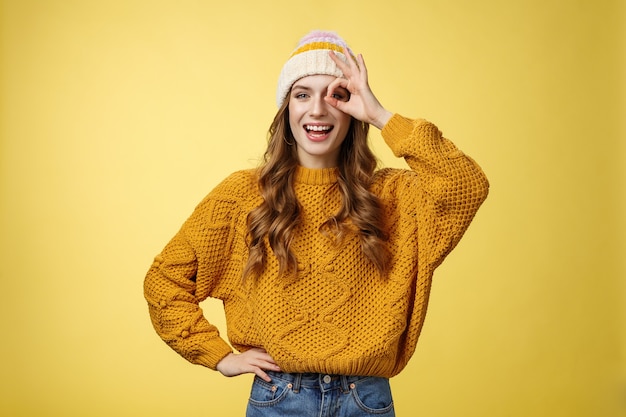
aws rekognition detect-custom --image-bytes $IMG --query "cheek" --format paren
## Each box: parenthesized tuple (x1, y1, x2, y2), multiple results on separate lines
(289, 118, 300, 137)
(288, 104, 302, 132)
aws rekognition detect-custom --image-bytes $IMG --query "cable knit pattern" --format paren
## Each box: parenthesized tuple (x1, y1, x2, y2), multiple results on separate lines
(144, 114, 489, 377)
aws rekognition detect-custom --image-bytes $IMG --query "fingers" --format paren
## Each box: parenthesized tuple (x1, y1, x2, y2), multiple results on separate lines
(328, 50, 355, 82)
(245, 348, 281, 372)
(325, 76, 349, 107)
(255, 369, 272, 383)
(216, 348, 281, 382)
(328, 49, 350, 75)
(328, 48, 368, 83)
(247, 350, 281, 382)
(326, 48, 388, 126)
(324, 92, 347, 113)
(356, 52, 368, 78)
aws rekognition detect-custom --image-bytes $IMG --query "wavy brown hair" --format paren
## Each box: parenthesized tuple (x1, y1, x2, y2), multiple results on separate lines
(244, 97, 389, 278)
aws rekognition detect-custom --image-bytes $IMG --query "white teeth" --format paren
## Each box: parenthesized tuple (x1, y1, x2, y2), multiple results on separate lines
(305, 125, 331, 132)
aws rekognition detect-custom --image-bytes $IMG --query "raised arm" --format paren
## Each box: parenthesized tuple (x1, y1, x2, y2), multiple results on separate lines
(382, 115, 489, 267)
(326, 47, 488, 265)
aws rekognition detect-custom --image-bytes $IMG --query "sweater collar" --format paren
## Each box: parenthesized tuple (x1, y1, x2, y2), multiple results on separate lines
(294, 166, 339, 185)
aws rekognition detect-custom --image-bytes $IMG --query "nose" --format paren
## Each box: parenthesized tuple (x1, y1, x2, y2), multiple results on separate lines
(309, 94, 328, 117)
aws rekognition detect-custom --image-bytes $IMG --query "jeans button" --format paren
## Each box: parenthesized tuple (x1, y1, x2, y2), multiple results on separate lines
(323, 375, 332, 384)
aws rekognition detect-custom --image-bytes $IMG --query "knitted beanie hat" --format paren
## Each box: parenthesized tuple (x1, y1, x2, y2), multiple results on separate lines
(276, 30, 354, 107)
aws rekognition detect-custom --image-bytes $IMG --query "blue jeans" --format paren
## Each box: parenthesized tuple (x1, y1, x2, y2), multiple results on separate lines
(246, 371, 395, 417)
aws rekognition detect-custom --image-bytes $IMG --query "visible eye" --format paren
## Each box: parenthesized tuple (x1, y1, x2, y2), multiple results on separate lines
(293, 91, 308, 100)
(331, 88, 350, 102)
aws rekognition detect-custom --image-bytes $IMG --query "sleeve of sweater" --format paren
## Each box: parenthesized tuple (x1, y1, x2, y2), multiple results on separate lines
(143, 172, 250, 370)
(381, 114, 490, 268)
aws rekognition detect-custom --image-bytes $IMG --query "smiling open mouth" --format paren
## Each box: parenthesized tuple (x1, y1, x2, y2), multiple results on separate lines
(305, 124, 333, 132)
(304, 125, 334, 140)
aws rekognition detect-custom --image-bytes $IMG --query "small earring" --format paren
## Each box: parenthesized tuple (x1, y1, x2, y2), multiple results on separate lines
(284, 136, 294, 146)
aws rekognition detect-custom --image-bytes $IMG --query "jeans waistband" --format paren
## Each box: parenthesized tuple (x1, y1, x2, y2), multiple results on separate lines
(266, 371, 370, 393)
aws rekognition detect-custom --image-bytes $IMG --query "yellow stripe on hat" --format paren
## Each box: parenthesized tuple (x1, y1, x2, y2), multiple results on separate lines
(290, 41, 350, 58)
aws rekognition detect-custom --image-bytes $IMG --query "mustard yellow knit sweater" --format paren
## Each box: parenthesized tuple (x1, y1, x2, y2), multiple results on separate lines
(144, 114, 489, 378)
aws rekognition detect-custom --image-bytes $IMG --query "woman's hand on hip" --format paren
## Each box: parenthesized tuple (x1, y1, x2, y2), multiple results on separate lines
(216, 348, 281, 382)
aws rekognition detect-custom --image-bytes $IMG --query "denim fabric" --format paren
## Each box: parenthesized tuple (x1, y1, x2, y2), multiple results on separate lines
(246, 371, 395, 417)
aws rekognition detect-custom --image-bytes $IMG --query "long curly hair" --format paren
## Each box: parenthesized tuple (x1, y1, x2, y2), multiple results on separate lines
(244, 97, 389, 278)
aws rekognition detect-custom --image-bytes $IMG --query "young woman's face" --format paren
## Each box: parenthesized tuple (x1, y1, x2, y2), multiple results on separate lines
(288, 75, 352, 168)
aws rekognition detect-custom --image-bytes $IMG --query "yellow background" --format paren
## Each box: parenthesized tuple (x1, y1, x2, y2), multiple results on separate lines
(1, 0, 624, 416)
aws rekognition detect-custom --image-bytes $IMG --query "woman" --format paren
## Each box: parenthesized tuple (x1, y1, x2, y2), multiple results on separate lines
(144, 30, 489, 416)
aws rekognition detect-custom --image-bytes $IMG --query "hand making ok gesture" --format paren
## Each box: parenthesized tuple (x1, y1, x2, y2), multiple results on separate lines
(325, 48, 393, 130)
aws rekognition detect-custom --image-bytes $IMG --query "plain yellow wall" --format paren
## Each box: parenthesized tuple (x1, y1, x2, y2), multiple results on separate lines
(1, 0, 623, 416)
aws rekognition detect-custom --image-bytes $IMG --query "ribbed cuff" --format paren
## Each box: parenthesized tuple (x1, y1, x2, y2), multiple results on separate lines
(193, 338, 233, 370)
(381, 114, 425, 157)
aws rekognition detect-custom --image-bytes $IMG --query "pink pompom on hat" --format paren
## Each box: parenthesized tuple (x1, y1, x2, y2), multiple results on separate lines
(276, 30, 355, 107)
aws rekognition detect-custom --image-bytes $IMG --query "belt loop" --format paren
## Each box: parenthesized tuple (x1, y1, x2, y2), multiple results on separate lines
(292, 373, 302, 393)
(340, 375, 349, 393)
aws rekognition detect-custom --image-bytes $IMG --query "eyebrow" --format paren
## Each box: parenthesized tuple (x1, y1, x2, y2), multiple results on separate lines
(291, 84, 313, 91)
(291, 84, 340, 96)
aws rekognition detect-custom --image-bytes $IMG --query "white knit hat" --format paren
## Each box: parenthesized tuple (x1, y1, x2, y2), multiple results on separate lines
(276, 30, 355, 107)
